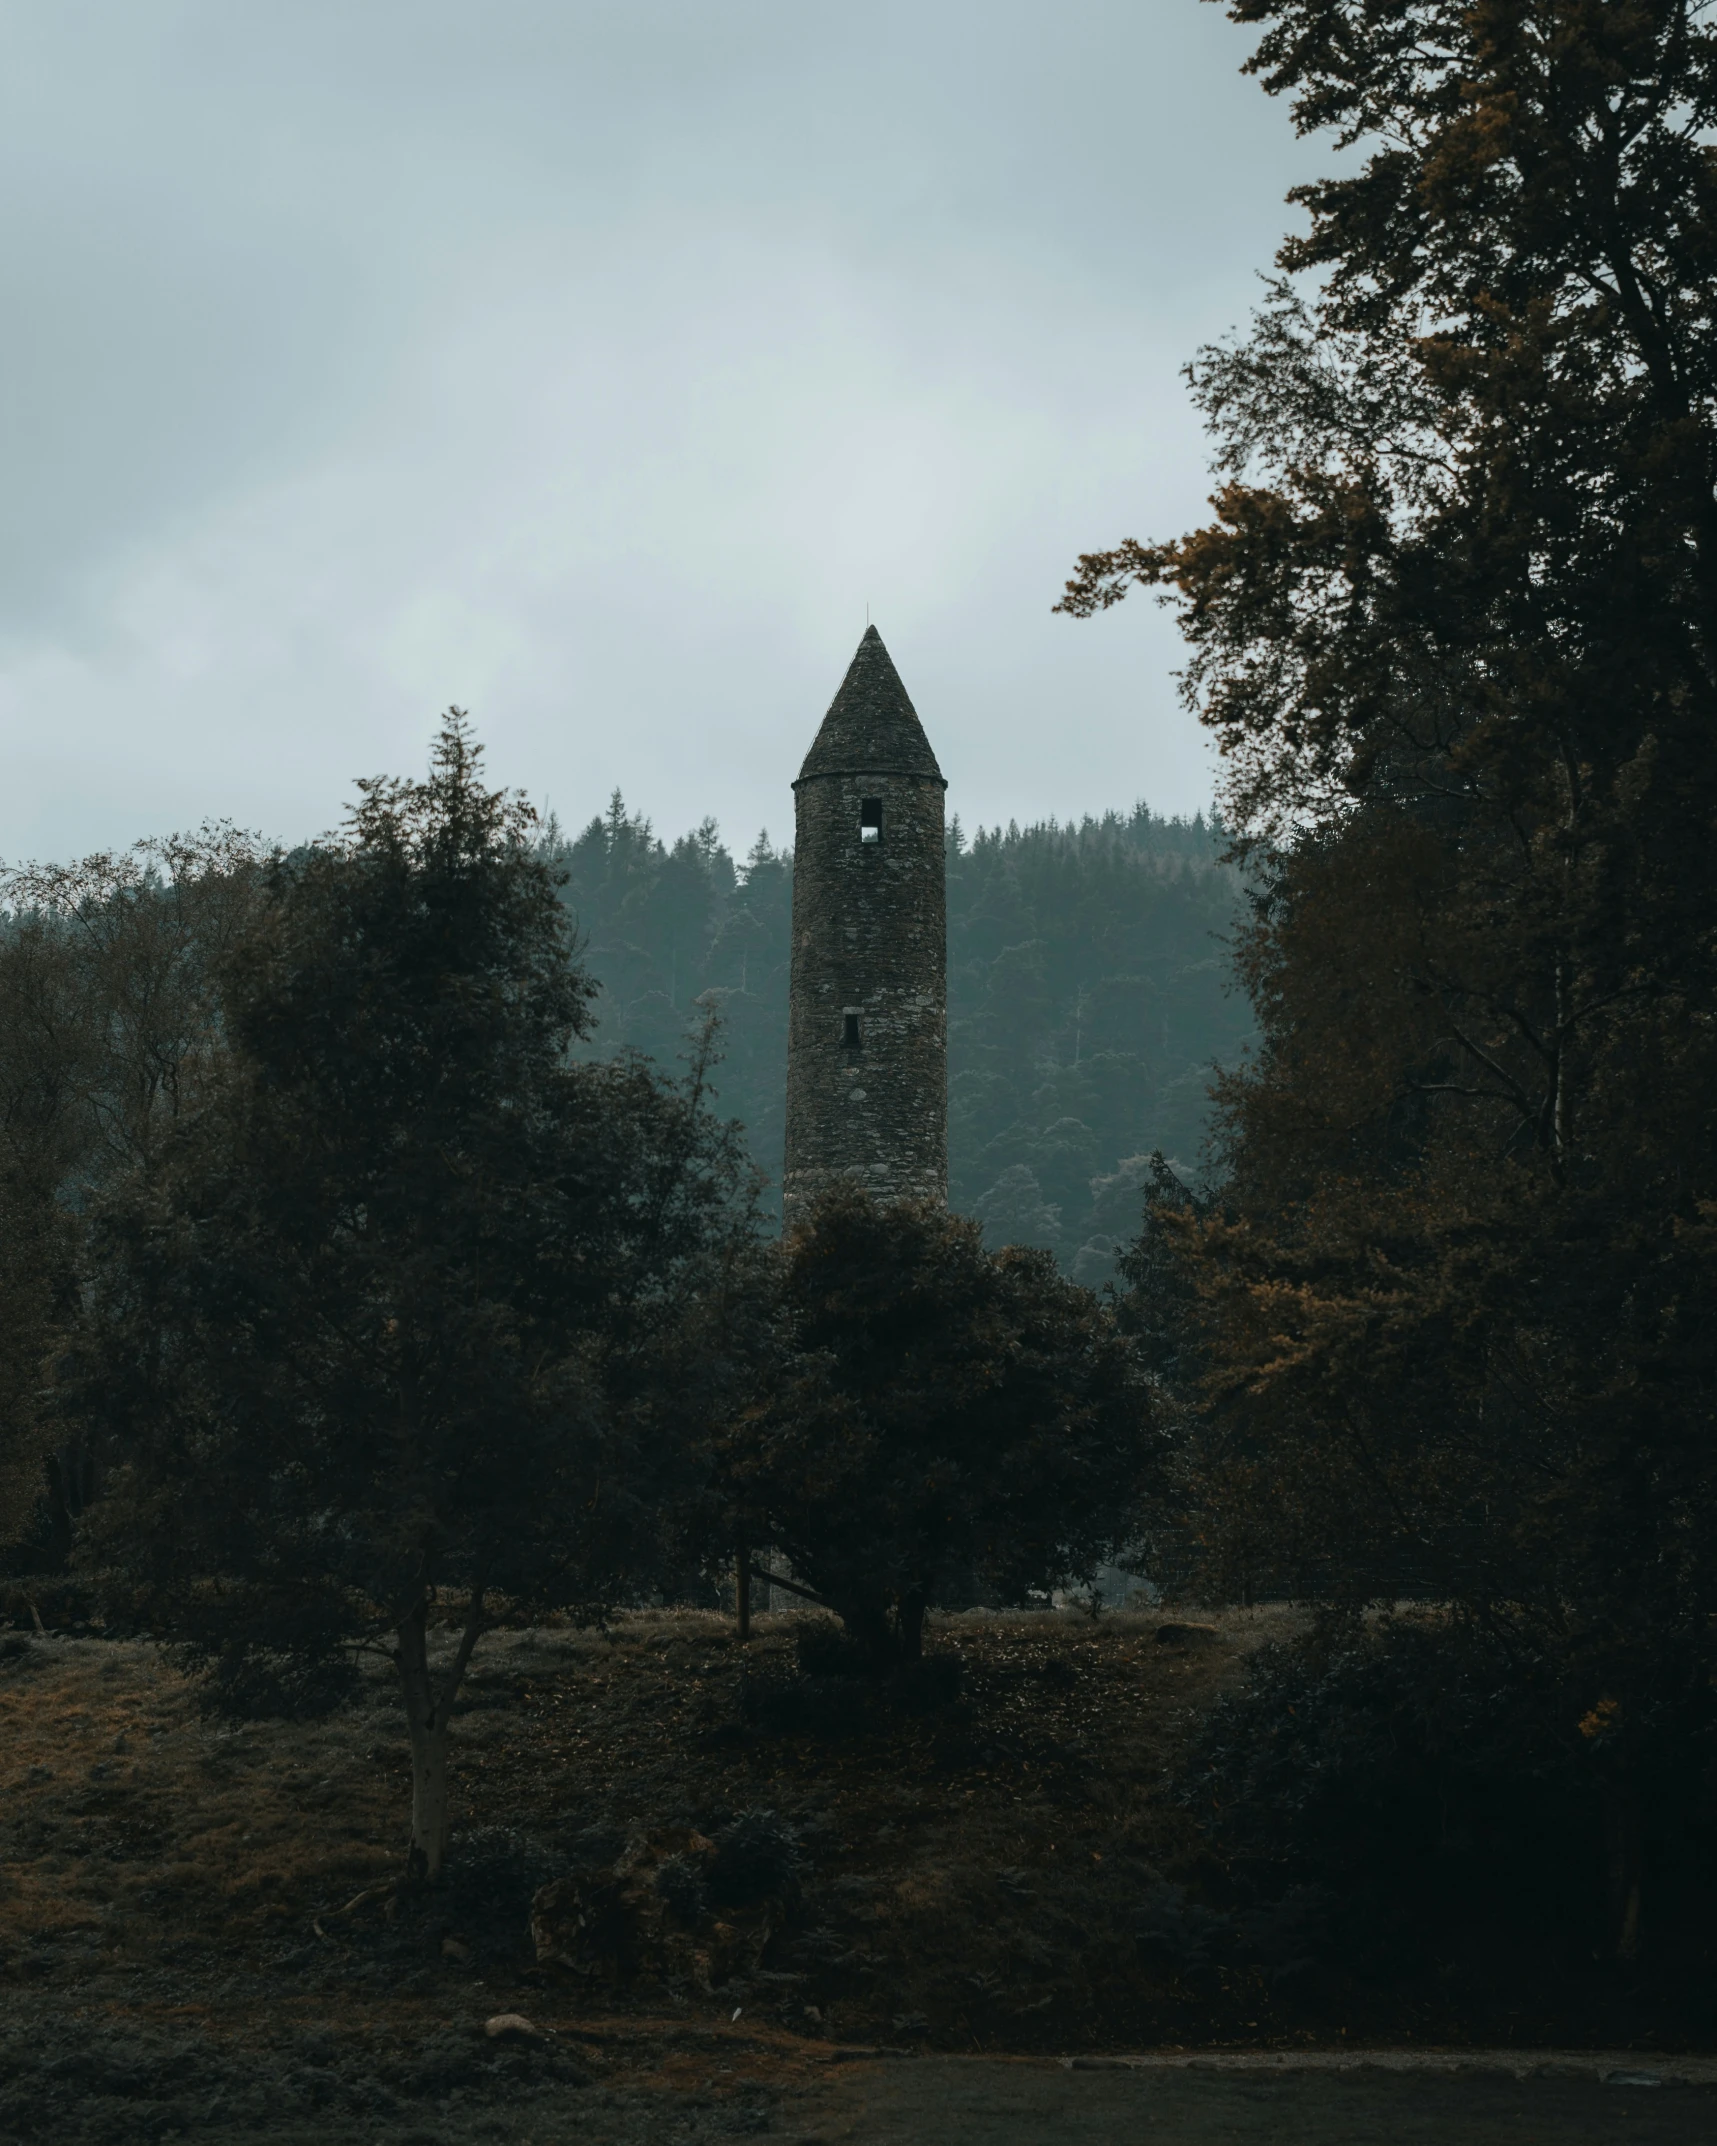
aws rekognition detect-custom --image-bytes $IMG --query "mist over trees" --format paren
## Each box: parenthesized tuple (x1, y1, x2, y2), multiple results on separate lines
(548, 797, 1251, 1269)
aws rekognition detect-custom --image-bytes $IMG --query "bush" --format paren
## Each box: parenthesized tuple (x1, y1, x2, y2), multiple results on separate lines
(1178, 1616, 1717, 1979)
(707, 1811, 799, 1909)
(890, 1653, 964, 1714)
(794, 1619, 869, 1679)
(434, 1826, 567, 1950)
(739, 1668, 874, 1740)
(202, 1639, 359, 1720)
(653, 1854, 710, 1926)
(0, 1576, 105, 1634)
(727, 1190, 1159, 1668)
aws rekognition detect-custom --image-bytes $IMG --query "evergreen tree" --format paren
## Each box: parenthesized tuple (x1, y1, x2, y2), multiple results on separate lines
(69, 717, 754, 1880)
(946, 807, 1251, 1274)
(712, 1188, 1159, 1668)
(552, 801, 1251, 1255)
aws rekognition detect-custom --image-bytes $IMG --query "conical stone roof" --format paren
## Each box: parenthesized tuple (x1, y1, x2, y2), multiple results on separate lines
(795, 626, 946, 786)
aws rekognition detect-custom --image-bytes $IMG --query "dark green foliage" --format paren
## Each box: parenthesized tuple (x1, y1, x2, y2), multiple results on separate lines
(77, 733, 681, 1650)
(329, 1821, 572, 1966)
(552, 800, 1249, 1257)
(64, 714, 754, 1874)
(739, 1661, 875, 1739)
(722, 1189, 1161, 1668)
(794, 1617, 870, 1679)
(1074, 0, 1717, 1963)
(653, 1852, 710, 1926)
(1181, 1618, 1717, 1987)
(0, 911, 86, 1555)
(706, 1809, 799, 1909)
(551, 803, 793, 1215)
(1130, 1877, 1236, 1975)
(1114, 1155, 1207, 1379)
(0, 1161, 75, 1560)
(0, 830, 262, 1563)
(946, 810, 1251, 1276)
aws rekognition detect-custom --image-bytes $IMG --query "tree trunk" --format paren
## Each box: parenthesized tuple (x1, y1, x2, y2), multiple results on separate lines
(43, 1454, 74, 1569)
(1604, 1775, 1644, 1964)
(394, 1589, 485, 1885)
(735, 1536, 752, 1644)
(44, 1439, 99, 1570)
(898, 1588, 927, 1664)
(836, 1597, 899, 1670)
(408, 1716, 452, 1884)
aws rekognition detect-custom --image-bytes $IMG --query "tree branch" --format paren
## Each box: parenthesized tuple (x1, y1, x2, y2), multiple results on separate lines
(745, 1562, 829, 1609)
(435, 1583, 490, 1722)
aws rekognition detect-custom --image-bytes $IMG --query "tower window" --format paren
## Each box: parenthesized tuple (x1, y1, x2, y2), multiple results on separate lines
(860, 797, 882, 843)
(843, 1012, 862, 1050)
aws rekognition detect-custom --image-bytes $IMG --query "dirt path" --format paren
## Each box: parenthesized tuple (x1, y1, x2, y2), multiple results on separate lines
(805, 2053, 1717, 2145)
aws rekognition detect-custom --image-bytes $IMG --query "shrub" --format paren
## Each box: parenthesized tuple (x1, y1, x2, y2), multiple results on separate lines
(707, 1810, 799, 1909)
(794, 1619, 869, 1680)
(1179, 1616, 1717, 1979)
(725, 1189, 1161, 1669)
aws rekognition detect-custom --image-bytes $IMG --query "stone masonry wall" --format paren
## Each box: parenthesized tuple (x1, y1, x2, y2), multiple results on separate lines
(782, 768, 947, 1223)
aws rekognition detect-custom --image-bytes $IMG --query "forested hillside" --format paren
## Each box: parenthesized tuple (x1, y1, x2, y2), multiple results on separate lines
(548, 797, 1250, 1273)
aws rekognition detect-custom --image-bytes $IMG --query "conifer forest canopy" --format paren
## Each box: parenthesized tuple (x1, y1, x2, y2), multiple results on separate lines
(551, 798, 1250, 1267)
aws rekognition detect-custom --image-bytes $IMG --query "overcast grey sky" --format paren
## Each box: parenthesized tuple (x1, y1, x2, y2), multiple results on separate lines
(0, 0, 1318, 865)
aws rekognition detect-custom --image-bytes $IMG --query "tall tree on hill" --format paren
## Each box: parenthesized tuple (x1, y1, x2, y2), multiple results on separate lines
(69, 716, 753, 1880)
(1064, 1, 1717, 1955)
(715, 1188, 1160, 1668)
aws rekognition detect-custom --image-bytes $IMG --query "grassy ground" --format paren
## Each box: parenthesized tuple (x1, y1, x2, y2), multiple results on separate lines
(0, 1603, 1706, 2143)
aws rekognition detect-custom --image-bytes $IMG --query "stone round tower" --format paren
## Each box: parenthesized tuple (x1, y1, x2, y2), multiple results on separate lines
(783, 626, 948, 1225)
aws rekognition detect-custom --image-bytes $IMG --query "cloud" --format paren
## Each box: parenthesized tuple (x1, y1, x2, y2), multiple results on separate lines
(0, 0, 1316, 864)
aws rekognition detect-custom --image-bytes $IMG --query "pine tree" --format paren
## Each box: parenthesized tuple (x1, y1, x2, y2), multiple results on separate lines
(70, 716, 753, 1880)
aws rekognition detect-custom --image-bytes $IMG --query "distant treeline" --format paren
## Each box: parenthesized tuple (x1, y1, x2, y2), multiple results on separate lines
(547, 798, 1251, 1272)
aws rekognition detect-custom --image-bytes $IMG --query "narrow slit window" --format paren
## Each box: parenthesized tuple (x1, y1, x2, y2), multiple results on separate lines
(843, 1012, 862, 1050)
(860, 797, 882, 844)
